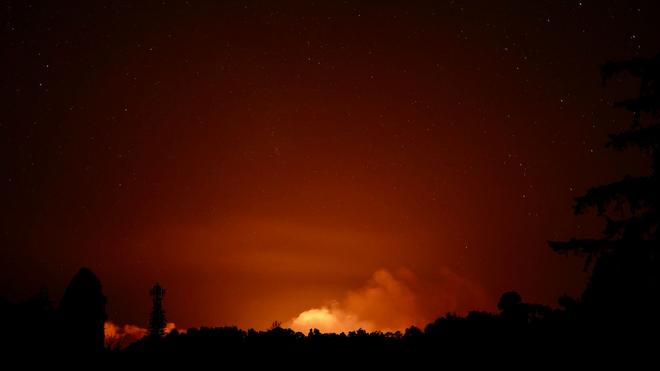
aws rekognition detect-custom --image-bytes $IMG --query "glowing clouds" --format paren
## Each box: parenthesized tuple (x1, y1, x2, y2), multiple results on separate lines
(104, 321, 180, 348)
(344, 269, 418, 331)
(288, 267, 491, 333)
(288, 269, 420, 333)
(104, 322, 148, 348)
(291, 307, 339, 330)
(290, 305, 368, 333)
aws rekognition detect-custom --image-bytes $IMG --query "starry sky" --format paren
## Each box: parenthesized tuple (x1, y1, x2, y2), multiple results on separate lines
(2, 1, 659, 331)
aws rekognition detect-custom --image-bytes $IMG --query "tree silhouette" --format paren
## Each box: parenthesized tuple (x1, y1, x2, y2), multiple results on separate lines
(548, 54, 660, 325)
(497, 291, 522, 312)
(149, 283, 167, 338)
(58, 267, 107, 353)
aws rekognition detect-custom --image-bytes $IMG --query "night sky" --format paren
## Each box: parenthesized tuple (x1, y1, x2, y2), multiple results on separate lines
(2, 1, 659, 331)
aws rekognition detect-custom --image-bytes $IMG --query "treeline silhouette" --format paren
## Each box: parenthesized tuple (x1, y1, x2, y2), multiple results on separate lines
(1, 54, 659, 365)
(0, 268, 106, 359)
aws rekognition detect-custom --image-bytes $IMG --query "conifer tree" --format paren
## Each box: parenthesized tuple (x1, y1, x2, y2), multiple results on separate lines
(549, 54, 659, 323)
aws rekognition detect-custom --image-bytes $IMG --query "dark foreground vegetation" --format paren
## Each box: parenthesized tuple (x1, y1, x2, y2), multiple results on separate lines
(1, 55, 659, 366)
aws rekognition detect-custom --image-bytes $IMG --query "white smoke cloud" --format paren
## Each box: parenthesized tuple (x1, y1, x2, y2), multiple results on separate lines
(289, 303, 371, 333)
(288, 267, 490, 333)
(288, 269, 417, 333)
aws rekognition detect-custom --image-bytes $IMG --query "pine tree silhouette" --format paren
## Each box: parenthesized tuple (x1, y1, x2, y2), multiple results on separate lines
(548, 54, 660, 325)
(149, 283, 167, 338)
